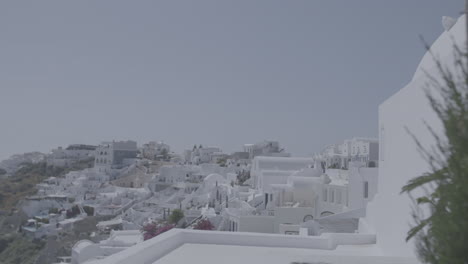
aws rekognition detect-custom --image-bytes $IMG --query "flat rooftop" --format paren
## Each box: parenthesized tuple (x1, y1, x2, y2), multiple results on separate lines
(154, 243, 417, 264)
(88, 229, 419, 264)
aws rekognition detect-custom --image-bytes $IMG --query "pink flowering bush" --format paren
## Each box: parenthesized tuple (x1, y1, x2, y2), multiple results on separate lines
(142, 223, 175, 240)
(193, 219, 214, 230)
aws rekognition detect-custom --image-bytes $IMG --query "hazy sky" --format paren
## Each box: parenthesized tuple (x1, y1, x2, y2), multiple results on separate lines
(0, 1, 464, 160)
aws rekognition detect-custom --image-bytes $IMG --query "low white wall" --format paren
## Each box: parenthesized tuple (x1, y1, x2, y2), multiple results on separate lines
(274, 207, 314, 233)
(279, 224, 300, 235)
(91, 229, 376, 264)
(239, 215, 274, 233)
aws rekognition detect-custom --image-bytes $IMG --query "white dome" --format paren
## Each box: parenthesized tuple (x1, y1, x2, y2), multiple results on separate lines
(72, 240, 94, 253)
(230, 199, 254, 212)
(203, 173, 227, 185)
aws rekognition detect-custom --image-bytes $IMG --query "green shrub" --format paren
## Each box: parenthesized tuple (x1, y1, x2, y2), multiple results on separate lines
(48, 208, 59, 214)
(168, 209, 184, 224)
(401, 44, 468, 264)
(83, 206, 94, 216)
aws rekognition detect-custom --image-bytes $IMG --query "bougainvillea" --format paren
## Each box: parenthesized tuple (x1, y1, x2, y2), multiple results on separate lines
(142, 223, 175, 241)
(66, 205, 80, 219)
(193, 219, 214, 230)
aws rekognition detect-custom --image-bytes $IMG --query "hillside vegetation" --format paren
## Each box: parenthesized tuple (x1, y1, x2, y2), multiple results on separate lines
(0, 234, 44, 264)
(0, 158, 94, 211)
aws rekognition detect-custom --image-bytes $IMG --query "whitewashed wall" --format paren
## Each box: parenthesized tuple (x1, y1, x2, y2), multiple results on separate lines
(362, 15, 466, 257)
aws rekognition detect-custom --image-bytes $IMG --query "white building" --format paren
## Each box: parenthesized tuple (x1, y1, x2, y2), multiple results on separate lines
(320, 137, 379, 169)
(182, 149, 192, 163)
(243, 140, 290, 159)
(186, 146, 223, 164)
(157, 165, 200, 184)
(47, 144, 96, 167)
(94, 141, 138, 173)
(197, 147, 222, 164)
(347, 162, 378, 210)
(227, 151, 250, 166)
(141, 141, 170, 160)
(225, 162, 376, 235)
(250, 156, 314, 191)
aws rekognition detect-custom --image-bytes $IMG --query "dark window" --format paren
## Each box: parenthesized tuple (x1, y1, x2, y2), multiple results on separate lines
(364, 181, 369, 198)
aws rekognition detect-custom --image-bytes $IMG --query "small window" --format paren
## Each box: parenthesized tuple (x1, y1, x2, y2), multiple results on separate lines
(331, 189, 335, 203)
(364, 181, 369, 198)
(323, 188, 328, 202)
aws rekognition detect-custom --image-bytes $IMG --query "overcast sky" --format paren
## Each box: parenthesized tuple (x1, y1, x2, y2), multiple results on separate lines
(0, 0, 464, 160)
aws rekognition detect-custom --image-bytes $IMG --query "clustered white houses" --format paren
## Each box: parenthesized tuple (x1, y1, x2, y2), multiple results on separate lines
(181, 140, 289, 166)
(243, 140, 290, 159)
(183, 145, 225, 164)
(46, 144, 97, 167)
(68, 143, 379, 263)
(140, 141, 170, 160)
(318, 137, 379, 169)
(18, 140, 149, 241)
(222, 157, 377, 235)
(25, 139, 374, 264)
(81, 13, 464, 264)
(22, 164, 152, 239)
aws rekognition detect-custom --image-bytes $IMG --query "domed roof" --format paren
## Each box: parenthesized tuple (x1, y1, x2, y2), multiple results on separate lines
(72, 240, 94, 253)
(203, 173, 227, 185)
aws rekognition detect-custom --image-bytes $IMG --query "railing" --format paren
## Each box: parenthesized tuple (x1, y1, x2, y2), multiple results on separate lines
(253, 200, 263, 208)
(185, 215, 203, 229)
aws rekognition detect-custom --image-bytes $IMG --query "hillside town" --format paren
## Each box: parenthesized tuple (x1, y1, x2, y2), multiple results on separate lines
(0, 14, 464, 261)
(0, 137, 379, 263)
(1, 2, 467, 264)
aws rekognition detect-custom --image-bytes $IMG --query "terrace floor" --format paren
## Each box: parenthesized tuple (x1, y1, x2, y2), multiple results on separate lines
(154, 243, 418, 264)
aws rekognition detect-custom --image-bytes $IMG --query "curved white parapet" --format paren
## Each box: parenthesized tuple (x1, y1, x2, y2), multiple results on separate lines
(412, 15, 465, 82)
